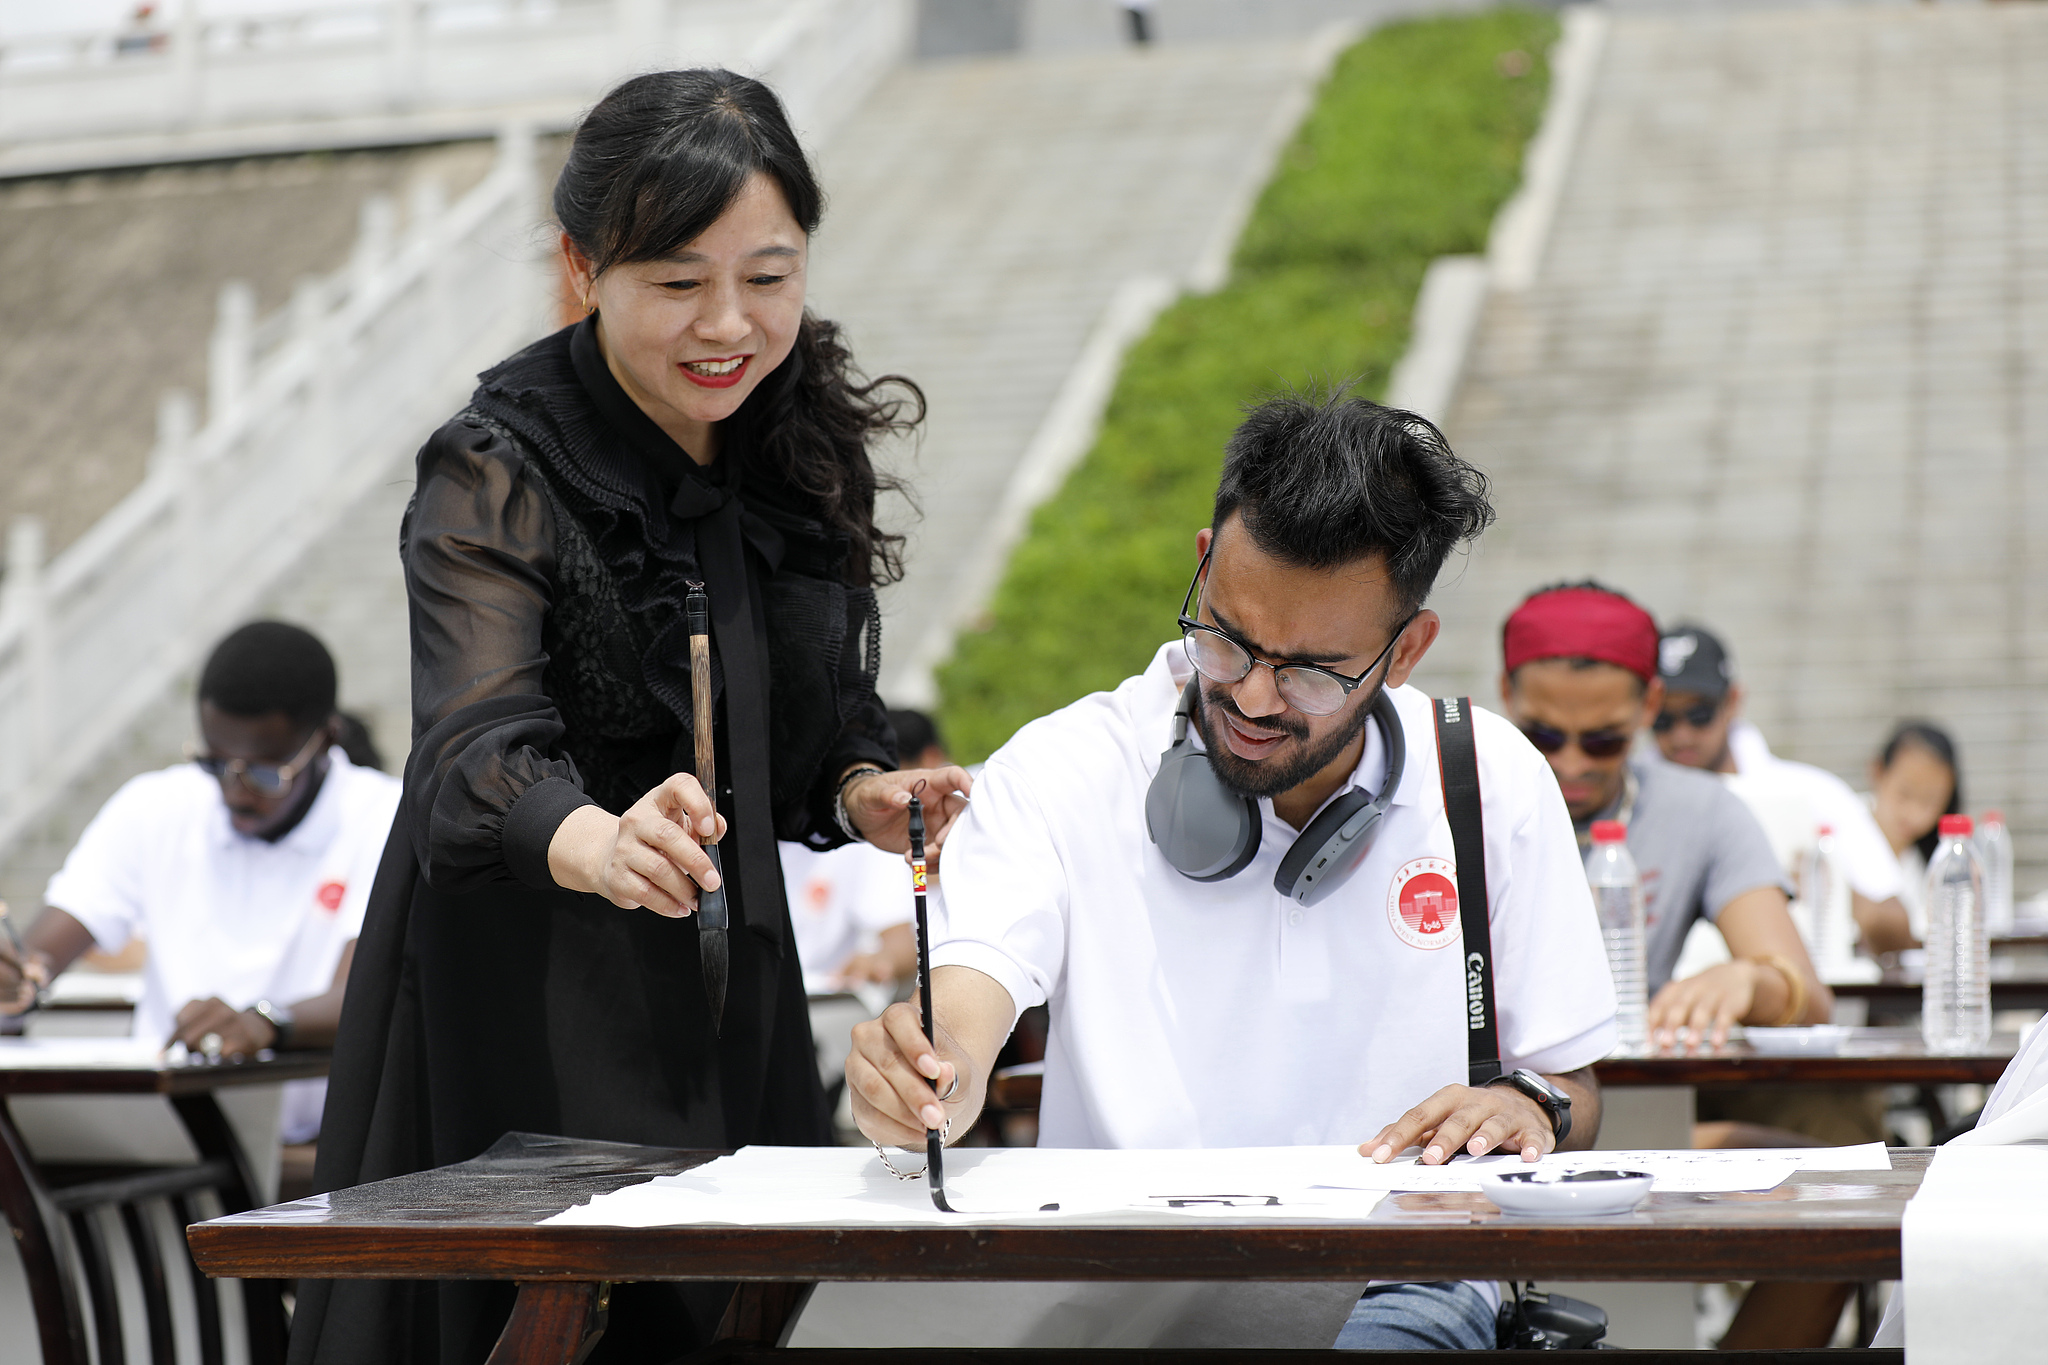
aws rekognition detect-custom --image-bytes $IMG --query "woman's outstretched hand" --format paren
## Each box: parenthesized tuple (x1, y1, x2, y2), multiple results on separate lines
(548, 773, 727, 918)
(844, 766, 974, 855)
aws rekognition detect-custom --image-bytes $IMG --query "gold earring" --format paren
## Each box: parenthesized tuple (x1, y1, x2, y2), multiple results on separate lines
(582, 295, 595, 315)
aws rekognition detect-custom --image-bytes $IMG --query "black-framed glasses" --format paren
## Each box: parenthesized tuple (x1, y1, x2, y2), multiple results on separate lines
(189, 727, 327, 797)
(1651, 698, 1721, 733)
(1177, 550, 1413, 718)
(1519, 722, 1632, 760)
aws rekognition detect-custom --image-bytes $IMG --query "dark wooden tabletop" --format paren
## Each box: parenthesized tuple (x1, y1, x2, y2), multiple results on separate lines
(1592, 1027, 2018, 1086)
(985, 1029, 2017, 1112)
(1832, 960, 2048, 1009)
(0, 1044, 330, 1096)
(188, 1133, 1928, 1286)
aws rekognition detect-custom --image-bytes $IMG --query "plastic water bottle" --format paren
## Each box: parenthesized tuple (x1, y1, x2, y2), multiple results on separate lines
(1800, 825, 1840, 976)
(1922, 814, 1991, 1054)
(1588, 820, 1648, 1053)
(1976, 810, 2015, 937)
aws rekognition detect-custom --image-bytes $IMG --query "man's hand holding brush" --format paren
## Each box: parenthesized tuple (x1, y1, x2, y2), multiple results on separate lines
(547, 774, 727, 919)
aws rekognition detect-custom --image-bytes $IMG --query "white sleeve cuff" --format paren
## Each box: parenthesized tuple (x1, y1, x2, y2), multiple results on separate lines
(1508, 1016, 1617, 1078)
(928, 940, 1044, 1029)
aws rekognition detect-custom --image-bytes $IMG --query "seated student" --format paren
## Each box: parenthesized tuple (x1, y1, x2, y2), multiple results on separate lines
(1865, 720, 1964, 947)
(0, 621, 400, 1144)
(1652, 624, 1910, 966)
(1496, 585, 1831, 1047)
(887, 706, 954, 775)
(782, 840, 916, 990)
(850, 393, 1619, 1351)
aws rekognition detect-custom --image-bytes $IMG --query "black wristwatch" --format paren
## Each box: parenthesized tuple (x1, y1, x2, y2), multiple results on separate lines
(249, 998, 295, 1051)
(1485, 1068, 1572, 1145)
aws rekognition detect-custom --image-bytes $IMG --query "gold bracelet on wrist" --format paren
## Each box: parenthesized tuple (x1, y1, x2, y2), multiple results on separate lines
(1748, 953, 1809, 1028)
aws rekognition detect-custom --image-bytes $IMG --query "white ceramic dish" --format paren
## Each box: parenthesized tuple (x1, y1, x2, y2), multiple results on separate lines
(1482, 1170, 1654, 1217)
(1743, 1025, 1852, 1056)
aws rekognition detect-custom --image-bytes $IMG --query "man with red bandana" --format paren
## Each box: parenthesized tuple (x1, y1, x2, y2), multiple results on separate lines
(1496, 582, 1830, 1047)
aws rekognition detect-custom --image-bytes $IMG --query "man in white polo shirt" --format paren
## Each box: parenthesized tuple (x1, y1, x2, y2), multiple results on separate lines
(0, 621, 400, 1143)
(848, 393, 1618, 1350)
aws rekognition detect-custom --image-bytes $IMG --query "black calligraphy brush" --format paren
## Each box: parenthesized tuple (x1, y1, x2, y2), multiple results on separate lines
(909, 788, 952, 1212)
(685, 582, 729, 1034)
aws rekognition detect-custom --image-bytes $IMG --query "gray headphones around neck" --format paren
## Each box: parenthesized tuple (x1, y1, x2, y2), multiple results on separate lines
(1144, 677, 1407, 906)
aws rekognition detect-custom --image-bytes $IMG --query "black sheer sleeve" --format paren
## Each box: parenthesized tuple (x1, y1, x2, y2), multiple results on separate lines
(790, 613, 897, 852)
(403, 419, 598, 891)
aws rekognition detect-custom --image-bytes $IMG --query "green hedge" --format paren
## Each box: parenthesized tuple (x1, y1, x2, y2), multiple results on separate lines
(936, 8, 1560, 762)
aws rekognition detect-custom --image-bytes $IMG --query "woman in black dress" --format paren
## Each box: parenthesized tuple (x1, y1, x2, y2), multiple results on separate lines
(292, 70, 972, 1364)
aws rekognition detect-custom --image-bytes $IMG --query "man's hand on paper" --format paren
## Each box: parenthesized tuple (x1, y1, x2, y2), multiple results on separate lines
(168, 996, 274, 1059)
(848, 966, 1016, 1149)
(1363, 1084, 1555, 1165)
(849, 1000, 966, 1146)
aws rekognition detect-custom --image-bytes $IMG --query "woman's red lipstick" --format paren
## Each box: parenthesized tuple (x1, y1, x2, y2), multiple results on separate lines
(679, 354, 751, 389)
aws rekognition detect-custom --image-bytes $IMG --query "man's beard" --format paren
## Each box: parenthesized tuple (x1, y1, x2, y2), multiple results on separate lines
(1192, 682, 1379, 800)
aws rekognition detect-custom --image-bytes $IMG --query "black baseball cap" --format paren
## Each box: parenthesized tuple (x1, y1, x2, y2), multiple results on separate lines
(1657, 624, 1733, 700)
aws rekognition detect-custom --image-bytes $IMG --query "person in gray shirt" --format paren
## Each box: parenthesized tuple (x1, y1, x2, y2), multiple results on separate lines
(1496, 582, 1828, 1049)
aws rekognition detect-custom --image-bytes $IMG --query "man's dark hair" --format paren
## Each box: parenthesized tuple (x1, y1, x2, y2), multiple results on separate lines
(1212, 389, 1494, 616)
(886, 708, 944, 765)
(197, 621, 338, 732)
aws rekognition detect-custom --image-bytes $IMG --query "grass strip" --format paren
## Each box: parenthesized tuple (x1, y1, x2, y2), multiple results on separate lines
(935, 7, 1560, 761)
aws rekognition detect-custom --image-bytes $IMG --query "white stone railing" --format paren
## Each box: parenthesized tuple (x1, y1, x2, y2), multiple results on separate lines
(0, 127, 549, 853)
(0, 0, 911, 151)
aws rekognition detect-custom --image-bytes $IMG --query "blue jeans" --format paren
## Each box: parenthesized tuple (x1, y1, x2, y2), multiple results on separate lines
(1334, 1281, 1496, 1350)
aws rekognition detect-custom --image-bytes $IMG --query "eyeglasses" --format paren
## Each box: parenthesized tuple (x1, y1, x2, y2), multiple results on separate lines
(1177, 551, 1413, 718)
(1651, 699, 1721, 733)
(1519, 722, 1633, 760)
(189, 727, 326, 796)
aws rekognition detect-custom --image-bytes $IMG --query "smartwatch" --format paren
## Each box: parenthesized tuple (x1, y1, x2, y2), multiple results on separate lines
(249, 999, 296, 1051)
(1485, 1068, 1572, 1145)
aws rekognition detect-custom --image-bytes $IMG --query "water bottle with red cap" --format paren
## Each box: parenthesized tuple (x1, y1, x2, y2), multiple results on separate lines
(1799, 825, 1842, 977)
(1923, 813, 1990, 1054)
(1587, 820, 1646, 1052)
(1976, 809, 2014, 936)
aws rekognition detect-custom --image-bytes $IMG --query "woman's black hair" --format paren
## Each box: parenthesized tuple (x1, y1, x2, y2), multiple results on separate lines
(554, 68, 922, 585)
(1878, 720, 1963, 862)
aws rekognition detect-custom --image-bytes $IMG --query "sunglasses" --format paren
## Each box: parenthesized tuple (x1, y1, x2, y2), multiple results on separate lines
(1178, 551, 1412, 718)
(189, 727, 326, 797)
(1651, 699, 1721, 733)
(1519, 722, 1632, 760)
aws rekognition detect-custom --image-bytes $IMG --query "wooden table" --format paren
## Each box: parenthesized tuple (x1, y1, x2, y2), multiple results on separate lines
(1833, 963, 2048, 1017)
(0, 1043, 329, 1365)
(187, 1131, 1920, 1363)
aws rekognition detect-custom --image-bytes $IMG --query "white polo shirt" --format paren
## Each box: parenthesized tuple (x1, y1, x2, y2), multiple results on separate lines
(934, 641, 1618, 1152)
(1730, 721, 1900, 903)
(46, 749, 400, 1140)
(780, 839, 918, 991)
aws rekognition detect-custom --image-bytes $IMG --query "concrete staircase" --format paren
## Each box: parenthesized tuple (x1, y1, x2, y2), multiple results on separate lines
(1410, 2, 2048, 889)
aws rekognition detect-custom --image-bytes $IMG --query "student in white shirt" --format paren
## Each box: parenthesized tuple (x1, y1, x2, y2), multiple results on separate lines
(781, 839, 916, 991)
(1863, 720, 1963, 944)
(847, 393, 1617, 1350)
(0, 622, 400, 1142)
(1651, 624, 1911, 961)
(783, 710, 955, 991)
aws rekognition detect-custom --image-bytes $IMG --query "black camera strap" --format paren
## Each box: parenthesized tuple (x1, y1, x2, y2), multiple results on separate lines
(1434, 696, 1502, 1086)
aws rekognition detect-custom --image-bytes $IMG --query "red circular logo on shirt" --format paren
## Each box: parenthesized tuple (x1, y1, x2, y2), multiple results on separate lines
(316, 881, 346, 913)
(1386, 857, 1460, 950)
